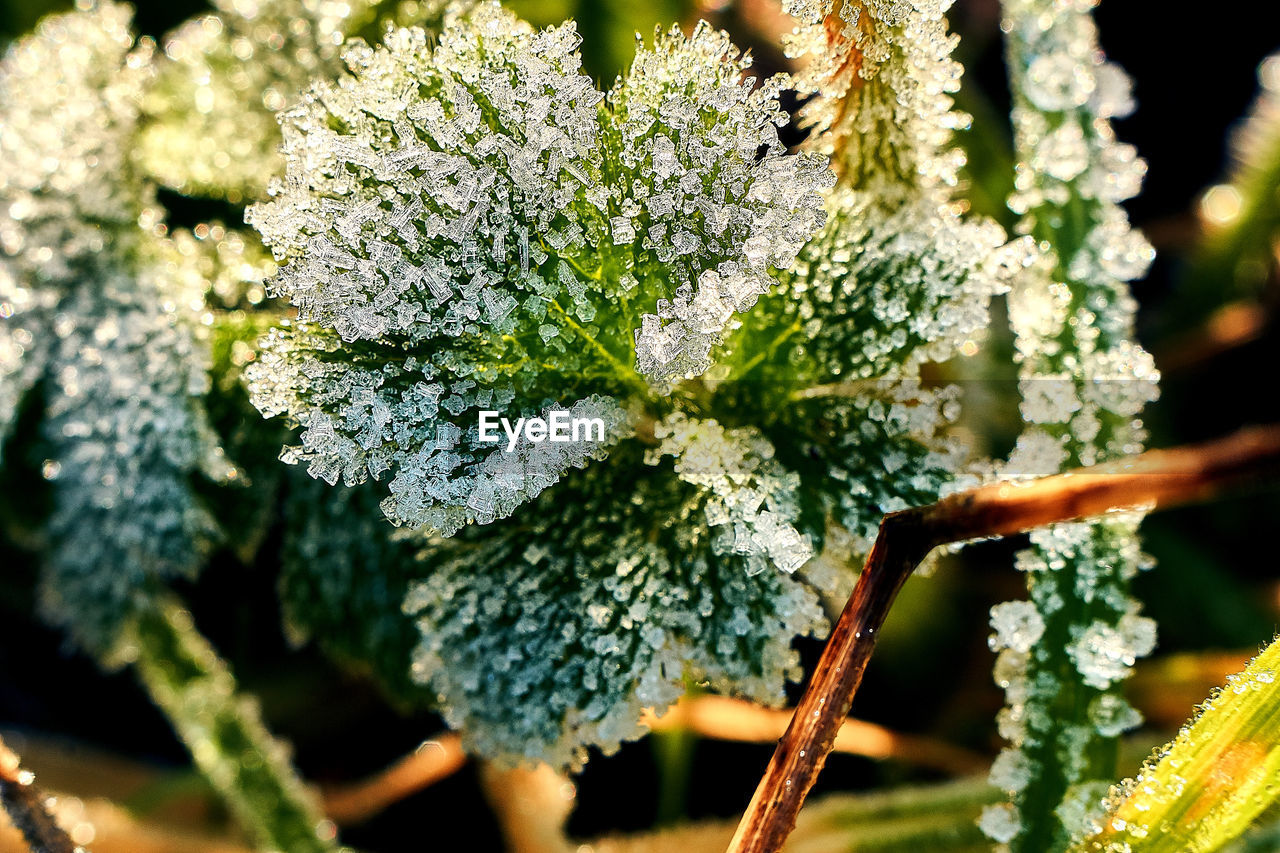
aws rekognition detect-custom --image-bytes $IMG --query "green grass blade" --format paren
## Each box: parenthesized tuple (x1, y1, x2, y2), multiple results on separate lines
(1069, 636, 1280, 853)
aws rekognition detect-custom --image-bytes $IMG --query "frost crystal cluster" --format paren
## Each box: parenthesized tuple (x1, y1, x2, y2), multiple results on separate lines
(402, 443, 829, 768)
(986, 0, 1161, 849)
(244, 0, 1011, 766)
(246, 1, 831, 534)
(782, 0, 967, 197)
(136, 0, 417, 202)
(0, 2, 228, 654)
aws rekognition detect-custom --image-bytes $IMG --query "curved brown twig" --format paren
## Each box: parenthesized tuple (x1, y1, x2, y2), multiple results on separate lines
(0, 736, 81, 853)
(321, 733, 466, 826)
(727, 424, 1280, 853)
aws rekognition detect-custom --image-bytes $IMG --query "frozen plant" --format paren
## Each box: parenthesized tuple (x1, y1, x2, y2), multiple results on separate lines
(0, 0, 227, 655)
(986, 0, 1161, 850)
(248, 0, 1018, 766)
(0, 6, 344, 850)
(135, 0, 440, 202)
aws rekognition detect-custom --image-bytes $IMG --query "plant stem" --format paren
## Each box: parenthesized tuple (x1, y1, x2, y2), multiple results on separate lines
(322, 733, 465, 826)
(726, 424, 1280, 853)
(995, 1, 1162, 847)
(130, 599, 339, 853)
(0, 736, 80, 853)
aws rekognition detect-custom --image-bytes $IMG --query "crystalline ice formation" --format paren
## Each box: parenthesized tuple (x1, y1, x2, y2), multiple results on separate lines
(615, 25, 833, 378)
(136, 0, 433, 201)
(776, 189, 1018, 381)
(782, 0, 966, 197)
(402, 444, 830, 769)
(246, 1, 830, 531)
(0, 2, 227, 653)
(989, 600, 1045, 655)
(979, 802, 1023, 844)
(693, 0, 1019, 557)
(651, 414, 814, 575)
(1067, 610, 1157, 691)
(989, 0, 1162, 846)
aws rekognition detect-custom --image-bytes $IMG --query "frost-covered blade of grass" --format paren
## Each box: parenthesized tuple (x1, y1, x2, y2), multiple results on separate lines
(1069, 637, 1280, 853)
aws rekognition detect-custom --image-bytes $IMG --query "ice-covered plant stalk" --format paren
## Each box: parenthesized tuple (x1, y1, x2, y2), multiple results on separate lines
(983, 1, 1161, 849)
(132, 600, 339, 853)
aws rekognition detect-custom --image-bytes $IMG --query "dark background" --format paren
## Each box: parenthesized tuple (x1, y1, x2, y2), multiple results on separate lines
(1, 0, 1277, 849)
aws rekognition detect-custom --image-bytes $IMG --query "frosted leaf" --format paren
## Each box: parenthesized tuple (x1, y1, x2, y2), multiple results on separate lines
(0, 0, 152, 264)
(402, 447, 829, 769)
(734, 189, 1018, 387)
(1023, 54, 1094, 113)
(762, 384, 971, 552)
(385, 395, 635, 532)
(0, 265, 49, 461)
(0, 2, 227, 654)
(989, 600, 1045, 655)
(652, 414, 814, 575)
(246, 3, 832, 526)
(610, 23, 833, 379)
(278, 474, 434, 700)
(1004, 428, 1069, 479)
(1036, 122, 1090, 182)
(136, 0, 447, 201)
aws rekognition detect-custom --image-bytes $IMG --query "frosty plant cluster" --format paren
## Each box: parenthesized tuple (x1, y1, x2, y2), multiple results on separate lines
(0, 0, 1210, 847)
(243, 0, 1018, 766)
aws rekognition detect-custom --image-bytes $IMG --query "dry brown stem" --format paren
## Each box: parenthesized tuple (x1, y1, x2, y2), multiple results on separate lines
(727, 424, 1280, 853)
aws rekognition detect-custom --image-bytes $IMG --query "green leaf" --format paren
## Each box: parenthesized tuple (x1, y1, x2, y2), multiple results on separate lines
(1068, 636, 1280, 853)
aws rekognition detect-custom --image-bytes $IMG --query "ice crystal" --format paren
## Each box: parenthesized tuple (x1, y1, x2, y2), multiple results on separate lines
(990, 600, 1046, 655)
(1067, 610, 1157, 691)
(988, 0, 1161, 847)
(1087, 693, 1142, 739)
(0, 2, 226, 654)
(246, 1, 831, 532)
(782, 0, 967, 196)
(136, 0, 418, 201)
(990, 746, 1035, 794)
(980, 802, 1024, 844)
(650, 414, 814, 575)
(402, 444, 830, 769)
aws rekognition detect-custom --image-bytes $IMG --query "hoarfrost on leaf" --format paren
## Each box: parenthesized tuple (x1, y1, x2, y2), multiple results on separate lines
(402, 446, 830, 769)
(237, 0, 1012, 770)
(245, 2, 833, 532)
(0, 1, 227, 654)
